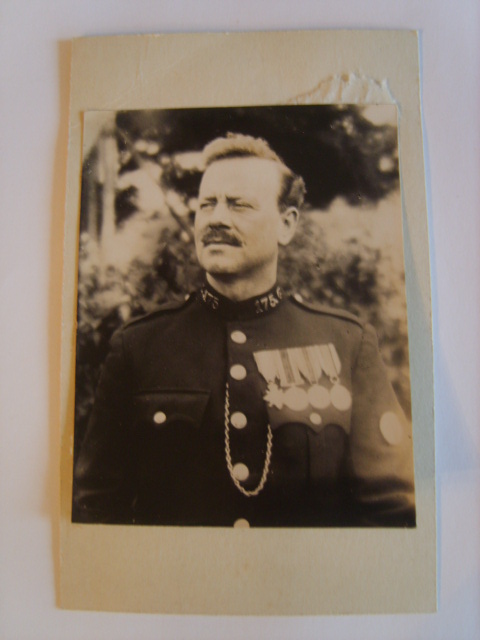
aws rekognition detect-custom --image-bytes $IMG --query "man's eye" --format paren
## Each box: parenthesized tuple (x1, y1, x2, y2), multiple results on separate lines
(231, 202, 252, 210)
(199, 202, 214, 210)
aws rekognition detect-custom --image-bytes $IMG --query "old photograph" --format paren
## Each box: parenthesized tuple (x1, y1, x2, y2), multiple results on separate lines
(72, 105, 416, 528)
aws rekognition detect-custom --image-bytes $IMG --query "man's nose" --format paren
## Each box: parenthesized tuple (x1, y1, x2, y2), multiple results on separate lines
(209, 201, 232, 226)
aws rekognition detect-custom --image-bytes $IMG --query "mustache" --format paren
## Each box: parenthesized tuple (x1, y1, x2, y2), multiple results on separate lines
(201, 228, 242, 247)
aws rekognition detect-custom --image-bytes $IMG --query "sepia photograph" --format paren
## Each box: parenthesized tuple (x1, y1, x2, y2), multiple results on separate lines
(72, 105, 416, 528)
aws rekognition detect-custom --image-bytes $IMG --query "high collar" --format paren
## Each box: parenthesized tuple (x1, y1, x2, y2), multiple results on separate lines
(197, 281, 284, 321)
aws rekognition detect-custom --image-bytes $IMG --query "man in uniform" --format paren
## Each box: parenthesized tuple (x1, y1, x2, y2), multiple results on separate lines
(73, 133, 416, 528)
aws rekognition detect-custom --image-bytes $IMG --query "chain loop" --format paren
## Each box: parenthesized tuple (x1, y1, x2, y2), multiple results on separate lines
(224, 383, 272, 497)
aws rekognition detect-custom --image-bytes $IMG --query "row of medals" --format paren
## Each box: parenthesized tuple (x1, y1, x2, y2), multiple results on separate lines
(253, 343, 352, 413)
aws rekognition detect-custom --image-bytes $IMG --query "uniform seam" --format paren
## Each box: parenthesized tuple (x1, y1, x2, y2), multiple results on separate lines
(288, 296, 363, 328)
(351, 323, 366, 376)
(122, 296, 194, 330)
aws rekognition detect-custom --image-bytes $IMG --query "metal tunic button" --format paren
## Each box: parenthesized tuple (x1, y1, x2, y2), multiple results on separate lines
(379, 411, 404, 445)
(232, 462, 249, 481)
(234, 518, 250, 528)
(309, 412, 322, 426)
(230, 364, 247, 380)
(153, 411, 167, 425)
(231, 330, 247, 344)
(231, 412, 247, 429)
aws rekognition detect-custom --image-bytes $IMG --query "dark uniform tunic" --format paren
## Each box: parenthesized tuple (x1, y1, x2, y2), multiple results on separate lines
(73, 283, 416, 528)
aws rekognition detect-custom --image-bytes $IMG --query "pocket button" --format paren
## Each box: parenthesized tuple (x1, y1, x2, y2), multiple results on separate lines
(153, 411, 167, 425)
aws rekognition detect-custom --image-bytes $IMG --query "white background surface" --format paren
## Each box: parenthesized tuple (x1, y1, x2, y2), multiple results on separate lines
(0, 1, 479, 638)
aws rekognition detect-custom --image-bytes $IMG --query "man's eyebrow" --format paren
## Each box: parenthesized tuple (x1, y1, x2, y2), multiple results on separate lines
(226, 195, 257, 204)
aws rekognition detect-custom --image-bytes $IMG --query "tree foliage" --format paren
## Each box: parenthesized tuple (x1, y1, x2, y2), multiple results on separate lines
(114, 105, 399, 211)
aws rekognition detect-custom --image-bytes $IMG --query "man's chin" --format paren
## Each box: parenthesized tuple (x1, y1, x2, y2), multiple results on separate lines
(198, 250, 242, 275)
(201, 261, 239, 277)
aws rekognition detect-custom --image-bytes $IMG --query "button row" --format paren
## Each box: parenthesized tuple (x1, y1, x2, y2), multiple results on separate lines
(229, 330, 250, 494)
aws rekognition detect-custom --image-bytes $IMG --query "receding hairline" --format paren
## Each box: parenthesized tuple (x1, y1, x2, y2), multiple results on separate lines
(200, 134, 306, 211)
(202, 154, 289, 177)
(202, 133, 286, 167)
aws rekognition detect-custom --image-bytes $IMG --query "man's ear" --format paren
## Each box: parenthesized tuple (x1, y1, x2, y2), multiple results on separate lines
(277, 207, 299, 246)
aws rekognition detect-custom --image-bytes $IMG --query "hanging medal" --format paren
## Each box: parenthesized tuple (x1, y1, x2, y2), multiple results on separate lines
(317, 343, 352, 411)
(303, 345, 331, 409)
(253, 350, 284, 409)
(281, 349, 309, 411)
(254, 343, 351, 413)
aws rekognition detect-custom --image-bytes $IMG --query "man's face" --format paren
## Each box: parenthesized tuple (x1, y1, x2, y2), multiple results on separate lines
(195, 157, 295, 281)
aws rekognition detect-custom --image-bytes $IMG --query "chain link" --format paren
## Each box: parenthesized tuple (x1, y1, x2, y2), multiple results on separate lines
(224, 383, 272, 497)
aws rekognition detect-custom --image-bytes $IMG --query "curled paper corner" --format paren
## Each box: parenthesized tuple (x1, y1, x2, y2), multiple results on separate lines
(287, 72, 396, 105)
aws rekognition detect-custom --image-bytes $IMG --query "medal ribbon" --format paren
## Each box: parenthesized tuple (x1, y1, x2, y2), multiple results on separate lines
(253, 351, 278, 384)
(254, 344, 341, 387)
(254, 346, 328, 387)
(317, 344, 341, 383)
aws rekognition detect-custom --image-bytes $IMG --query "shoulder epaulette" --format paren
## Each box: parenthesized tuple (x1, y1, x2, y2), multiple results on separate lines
(122, 294, 194, 329)
(289, 294, 363, 327)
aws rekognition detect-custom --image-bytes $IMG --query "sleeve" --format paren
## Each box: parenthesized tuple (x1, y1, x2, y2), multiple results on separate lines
(72, 329, 135, 524)
(348, 323, 416, 527)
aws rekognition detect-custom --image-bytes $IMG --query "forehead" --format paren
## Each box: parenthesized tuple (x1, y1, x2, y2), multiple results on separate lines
(199, 157, 283, 201)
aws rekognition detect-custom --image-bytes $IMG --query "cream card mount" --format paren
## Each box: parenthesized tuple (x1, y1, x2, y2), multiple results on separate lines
(59, 31, 435, 615)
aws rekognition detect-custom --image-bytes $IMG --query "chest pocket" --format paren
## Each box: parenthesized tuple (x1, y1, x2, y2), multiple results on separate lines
(132, 390, 210, 430)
